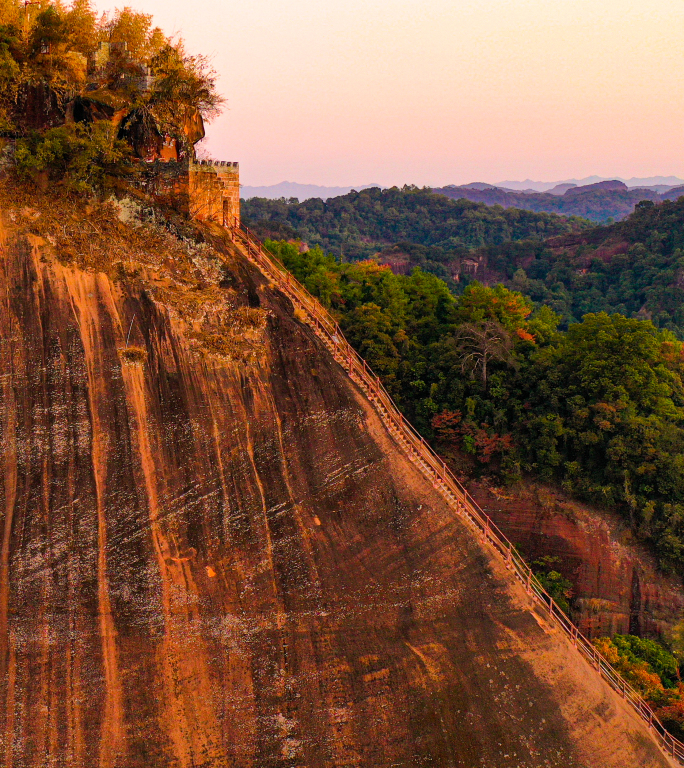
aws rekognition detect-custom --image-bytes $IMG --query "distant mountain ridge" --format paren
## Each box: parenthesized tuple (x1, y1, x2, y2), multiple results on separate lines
(496, 176, 684, 192)
(433, 180, 684, 222)
(241, 181, 383, 201)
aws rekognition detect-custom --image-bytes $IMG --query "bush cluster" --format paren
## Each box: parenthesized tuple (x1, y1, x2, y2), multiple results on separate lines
(0, 1, 222, 191)
(14, 121, 129, 191)
(595, 634, 684, 738)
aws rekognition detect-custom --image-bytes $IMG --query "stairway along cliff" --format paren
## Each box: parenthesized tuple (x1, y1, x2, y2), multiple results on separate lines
(0, 193, 677, 767)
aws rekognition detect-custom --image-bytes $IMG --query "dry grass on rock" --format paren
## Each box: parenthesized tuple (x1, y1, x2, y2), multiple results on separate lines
(0, 180, 270, 365)
(118, 345, 148, 365)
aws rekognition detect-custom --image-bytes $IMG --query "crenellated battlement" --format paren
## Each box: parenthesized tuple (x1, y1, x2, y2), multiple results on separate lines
(143, 157, 241, 225)
(193, 160, 239, 170)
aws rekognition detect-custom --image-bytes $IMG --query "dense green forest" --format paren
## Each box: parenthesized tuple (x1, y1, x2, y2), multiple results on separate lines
(242, 186, 590, 262)
(266, 237, 684, 578)
(481, 197, 684, 336)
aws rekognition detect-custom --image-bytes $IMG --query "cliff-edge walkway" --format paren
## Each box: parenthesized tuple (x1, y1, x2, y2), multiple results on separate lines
(227, 217, 684, 765)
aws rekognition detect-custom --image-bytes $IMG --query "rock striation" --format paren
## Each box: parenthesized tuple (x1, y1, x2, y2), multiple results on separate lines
(468, 482, 684, 641)
(0, 201, 676, 767)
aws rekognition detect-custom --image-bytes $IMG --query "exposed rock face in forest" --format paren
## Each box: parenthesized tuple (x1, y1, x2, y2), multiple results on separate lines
(0, 199, 675, 766)
(469, 482, 684, 641)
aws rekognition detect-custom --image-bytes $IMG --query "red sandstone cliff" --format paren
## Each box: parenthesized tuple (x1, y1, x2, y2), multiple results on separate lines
(0, 193, 676, 766)
(468, 481, 684, 640)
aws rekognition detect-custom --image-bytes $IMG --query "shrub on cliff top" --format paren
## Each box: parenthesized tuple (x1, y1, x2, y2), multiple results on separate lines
(14, 121, 131, 191)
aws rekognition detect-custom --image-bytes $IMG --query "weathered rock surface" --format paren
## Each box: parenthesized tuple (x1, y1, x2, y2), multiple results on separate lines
(0, 206, 675, 766)
(468, 482, 684, 640)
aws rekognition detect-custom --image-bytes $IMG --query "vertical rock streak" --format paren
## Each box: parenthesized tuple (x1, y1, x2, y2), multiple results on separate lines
(0, 243, 17, 761)
(121, 348, 226, 765)
(65, 272, 125, 767)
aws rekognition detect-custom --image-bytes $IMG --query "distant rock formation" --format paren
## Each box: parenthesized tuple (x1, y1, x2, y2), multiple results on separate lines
(563, 179, 628, 196)
(548, 182, 578, 195)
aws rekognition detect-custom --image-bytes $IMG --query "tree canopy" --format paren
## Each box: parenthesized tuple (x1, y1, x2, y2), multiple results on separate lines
(0, 0, 222, 185)
(267, 238, 684, 575)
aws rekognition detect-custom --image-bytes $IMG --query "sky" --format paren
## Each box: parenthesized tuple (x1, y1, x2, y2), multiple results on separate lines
(96, 0, 684, 187)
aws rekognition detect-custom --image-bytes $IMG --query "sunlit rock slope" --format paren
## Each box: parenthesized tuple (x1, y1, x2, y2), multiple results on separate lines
(0, 196, 675, 767)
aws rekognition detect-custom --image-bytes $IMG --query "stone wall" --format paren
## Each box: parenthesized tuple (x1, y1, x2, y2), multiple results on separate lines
(188, 160, 240, 225)
(142, 158, 240, 225)
(142, 159, 191, 212)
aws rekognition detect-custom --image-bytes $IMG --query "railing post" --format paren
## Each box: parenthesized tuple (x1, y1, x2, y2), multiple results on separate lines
(485, 516, 490, 541)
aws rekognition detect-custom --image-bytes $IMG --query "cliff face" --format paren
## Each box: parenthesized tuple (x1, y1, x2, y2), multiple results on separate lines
(0, 199, 675, 767)
(469, 482, 684, 640)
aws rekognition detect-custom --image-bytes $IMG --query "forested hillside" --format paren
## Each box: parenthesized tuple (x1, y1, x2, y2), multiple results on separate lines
(266, 239, 684, 584)
(241, 186, 590, 262)
(480, 197, 684, 336)
(248, 190, 684, 339)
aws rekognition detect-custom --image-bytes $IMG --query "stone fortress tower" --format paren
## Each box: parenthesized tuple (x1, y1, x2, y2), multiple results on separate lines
(142, 158, 241, 226)
(188, 159, 240, 225)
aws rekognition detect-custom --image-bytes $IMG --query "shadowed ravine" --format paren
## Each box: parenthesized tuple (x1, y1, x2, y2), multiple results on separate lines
(0, 207, 675, 767)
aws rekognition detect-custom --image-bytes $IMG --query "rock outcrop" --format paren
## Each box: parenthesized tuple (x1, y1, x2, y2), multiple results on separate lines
(469, 482, 684, 640)
(0, 198, 676, 767)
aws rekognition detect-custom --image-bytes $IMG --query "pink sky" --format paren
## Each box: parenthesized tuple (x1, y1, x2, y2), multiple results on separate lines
(97, 0, 684, 187)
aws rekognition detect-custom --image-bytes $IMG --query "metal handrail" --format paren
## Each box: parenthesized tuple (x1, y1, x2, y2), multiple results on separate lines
(228, 218, 684, 763)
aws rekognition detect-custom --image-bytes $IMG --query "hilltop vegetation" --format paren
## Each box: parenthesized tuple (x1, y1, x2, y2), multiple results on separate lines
(0, 0, 221, 189)
(480, 197, 684, 336)
(267, 238, 684, 577)
(242, 186, 590, 265)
